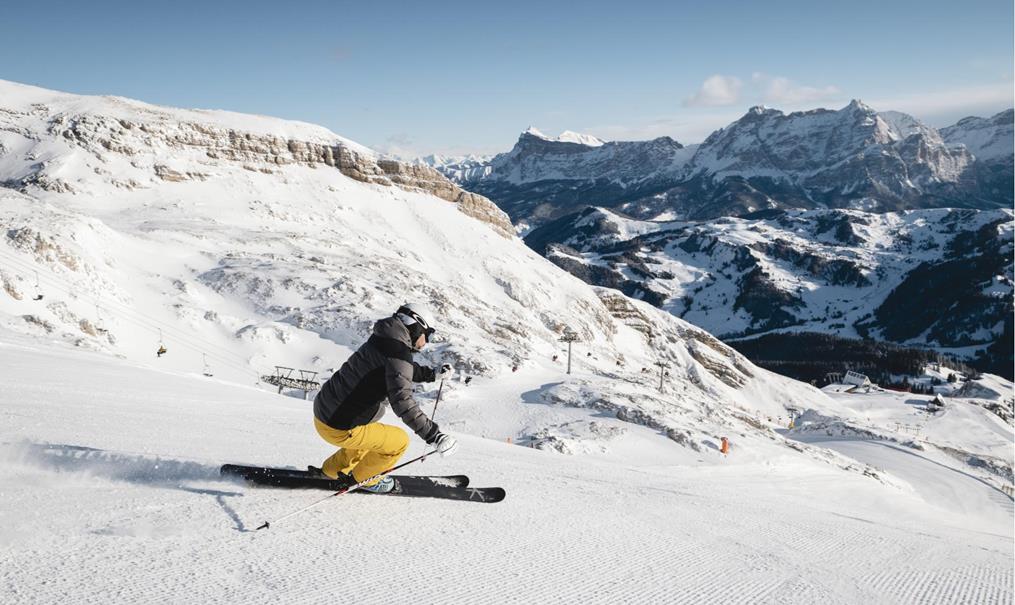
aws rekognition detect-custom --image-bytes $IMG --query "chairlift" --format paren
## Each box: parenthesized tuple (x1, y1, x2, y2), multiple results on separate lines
(202, 353, 213, 377)
(156, 329, 167, 358)
(32, 271, 43, 301)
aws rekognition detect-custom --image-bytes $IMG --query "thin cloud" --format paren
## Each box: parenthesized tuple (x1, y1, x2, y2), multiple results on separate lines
(381, 134, 505, 160)
(868, 81, 1014, 123)
(374, 133, 421, 159)
(752, 72, 840, 105)
(684, 75, 743, 107)
(587, 110, 746, 144)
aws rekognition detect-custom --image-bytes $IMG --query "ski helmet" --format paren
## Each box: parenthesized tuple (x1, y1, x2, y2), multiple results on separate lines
(395, 303, 435, 343)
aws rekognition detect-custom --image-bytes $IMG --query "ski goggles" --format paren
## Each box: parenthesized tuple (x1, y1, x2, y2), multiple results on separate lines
(396, 306, 435, 341)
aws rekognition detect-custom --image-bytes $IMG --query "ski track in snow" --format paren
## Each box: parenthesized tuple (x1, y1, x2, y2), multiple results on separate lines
(801, 438, 1015, 517)
(0, 339, 1012, 604)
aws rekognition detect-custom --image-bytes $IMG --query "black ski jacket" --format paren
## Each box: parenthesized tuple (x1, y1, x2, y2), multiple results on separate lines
(313, 316, 440, 442)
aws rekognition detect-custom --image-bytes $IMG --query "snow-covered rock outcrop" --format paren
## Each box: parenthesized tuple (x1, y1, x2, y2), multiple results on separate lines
(0, 80, 513, 236)
(941, 109, 1015, 162)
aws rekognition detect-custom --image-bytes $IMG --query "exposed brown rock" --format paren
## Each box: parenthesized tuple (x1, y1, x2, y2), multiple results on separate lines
(6, 107, 514, 237)
(1, 272, 23, 300)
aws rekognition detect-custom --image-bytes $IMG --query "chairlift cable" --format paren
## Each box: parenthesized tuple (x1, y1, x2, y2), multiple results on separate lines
(0, 249, 259, 371)
(0, 249, 260, 380)
(0, 249, 259, 368)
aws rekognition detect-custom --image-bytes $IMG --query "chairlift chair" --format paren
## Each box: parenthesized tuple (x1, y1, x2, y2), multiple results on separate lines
(32, 271, 43, 301)
(94, 304, 108, 334)
(156, 329, 167, 358)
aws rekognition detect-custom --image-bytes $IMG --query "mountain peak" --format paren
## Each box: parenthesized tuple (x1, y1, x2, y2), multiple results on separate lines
(519, 127, 604, 147)
(846, 99, 875, 113)
(744, 105, 784, 121)
(523, 126, 549, 139)
(557, 130, 605, 147)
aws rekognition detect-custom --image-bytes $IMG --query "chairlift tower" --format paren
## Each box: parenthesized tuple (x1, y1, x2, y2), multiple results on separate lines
(559, 330, 580, 375)
(654, 361, 668, 392)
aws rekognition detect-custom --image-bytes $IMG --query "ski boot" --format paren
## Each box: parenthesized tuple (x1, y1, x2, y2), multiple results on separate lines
(307, 465, 355, 488)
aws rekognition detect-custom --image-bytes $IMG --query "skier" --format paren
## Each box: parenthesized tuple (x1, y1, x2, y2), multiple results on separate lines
(311, 303, 458, 493)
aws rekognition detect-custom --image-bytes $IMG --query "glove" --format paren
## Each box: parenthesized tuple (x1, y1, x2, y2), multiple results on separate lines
(432, 432, 459, 457)
(434, 364, 452, 380)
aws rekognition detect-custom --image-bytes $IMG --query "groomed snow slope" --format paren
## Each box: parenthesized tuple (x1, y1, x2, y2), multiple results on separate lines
(0, 81, 1012, 603)
(1, 335, 1012, 604)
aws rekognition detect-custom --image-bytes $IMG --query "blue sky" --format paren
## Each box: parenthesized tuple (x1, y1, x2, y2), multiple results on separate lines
(1, 0, 1012, 156)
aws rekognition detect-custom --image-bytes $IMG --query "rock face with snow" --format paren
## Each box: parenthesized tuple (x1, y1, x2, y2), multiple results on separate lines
(426, 101, 1013, 227)
(421, 128, 693, 227)
(941, 109, 1015, 162)
(941, 109, 1015, 206)
(0, 81, 513, 237)
(0, 78, 843, 460)
(526, 206, 1014, 377)
(670, 101, 977, 218)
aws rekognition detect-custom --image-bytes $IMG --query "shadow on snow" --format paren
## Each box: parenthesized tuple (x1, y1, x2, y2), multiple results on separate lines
(5, 442, 253, 532)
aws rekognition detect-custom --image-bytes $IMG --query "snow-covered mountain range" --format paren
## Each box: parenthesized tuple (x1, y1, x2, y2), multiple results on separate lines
(422, 101, 1014, 227)
(1, 80, 1011, 602)
(527, 206, 1013, 377)
(419, 101, 1013, 375)
(0, 78, 844, 463)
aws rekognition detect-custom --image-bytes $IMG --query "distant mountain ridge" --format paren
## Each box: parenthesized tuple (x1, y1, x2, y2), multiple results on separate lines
(525, 205, 1014, 377)
(422, 130, 694, 228)
(422, 101, 1014, 227)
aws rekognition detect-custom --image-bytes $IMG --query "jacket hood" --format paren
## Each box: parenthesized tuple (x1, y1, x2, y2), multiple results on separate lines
(373, 315, 412, 346)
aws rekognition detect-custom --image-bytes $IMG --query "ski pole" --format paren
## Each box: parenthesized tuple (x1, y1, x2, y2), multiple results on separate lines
(417, 377, 447, 460)
(431, 377, 445, 420)
(256, 451, 432, 531)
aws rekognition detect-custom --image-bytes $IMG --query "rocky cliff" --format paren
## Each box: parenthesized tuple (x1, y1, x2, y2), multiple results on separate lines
(0, 80, 514, 237)
(424, 101, 1013, 227)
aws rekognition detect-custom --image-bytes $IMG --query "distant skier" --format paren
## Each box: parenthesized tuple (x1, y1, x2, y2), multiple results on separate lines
(311, 303, 458, 493)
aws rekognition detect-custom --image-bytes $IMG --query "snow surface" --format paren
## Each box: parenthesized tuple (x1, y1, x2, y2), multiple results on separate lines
(1, 333, 1012, 604)
(0, 80, 1012, 603)
(0, 79, 373, 155)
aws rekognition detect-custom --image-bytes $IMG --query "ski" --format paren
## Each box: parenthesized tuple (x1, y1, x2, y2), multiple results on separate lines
(373, 479, 505, 503)
(221, 464, 504, 503)
(220, 463, 469, 489)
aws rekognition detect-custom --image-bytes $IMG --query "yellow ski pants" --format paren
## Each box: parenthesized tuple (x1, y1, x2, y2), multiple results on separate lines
(314, 417, 409, 485)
